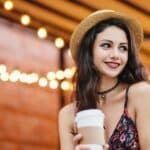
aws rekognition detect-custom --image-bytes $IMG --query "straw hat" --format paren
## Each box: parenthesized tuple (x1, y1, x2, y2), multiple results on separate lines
(70, 9, 143, 61)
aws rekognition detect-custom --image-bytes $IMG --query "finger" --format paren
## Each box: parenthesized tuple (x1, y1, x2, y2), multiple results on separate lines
(73, 133, 83, 145)
(75, 144, 90, 150)
(73, 121, 78, 134)
(103, 144, 109, 150)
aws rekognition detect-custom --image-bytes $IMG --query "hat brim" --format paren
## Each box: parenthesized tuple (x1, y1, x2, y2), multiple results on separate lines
(70, 10, 143, 61)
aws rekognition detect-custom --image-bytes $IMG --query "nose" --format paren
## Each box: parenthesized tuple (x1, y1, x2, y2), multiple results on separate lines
(109, 48, 119, 59)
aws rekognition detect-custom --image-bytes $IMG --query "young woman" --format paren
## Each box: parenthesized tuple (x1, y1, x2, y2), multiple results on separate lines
(59, 10, 150, 150)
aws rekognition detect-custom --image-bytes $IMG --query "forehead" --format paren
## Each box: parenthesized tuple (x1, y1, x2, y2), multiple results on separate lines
(95, 26, 128, 43)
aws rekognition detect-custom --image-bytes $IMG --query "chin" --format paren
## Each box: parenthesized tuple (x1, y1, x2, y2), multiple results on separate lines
(102, 70, 121, 78)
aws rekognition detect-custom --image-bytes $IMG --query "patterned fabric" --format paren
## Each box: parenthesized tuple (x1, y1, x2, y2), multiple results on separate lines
(108, 109, 140, 150)
(108, 86, 140, 150)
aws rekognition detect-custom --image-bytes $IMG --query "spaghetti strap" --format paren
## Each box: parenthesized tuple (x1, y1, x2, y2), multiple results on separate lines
(124, 85, 131, 109)
(109, 84, 140, 149)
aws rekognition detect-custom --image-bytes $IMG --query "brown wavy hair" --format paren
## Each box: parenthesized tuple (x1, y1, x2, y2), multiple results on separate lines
(74, 18, 148, 111)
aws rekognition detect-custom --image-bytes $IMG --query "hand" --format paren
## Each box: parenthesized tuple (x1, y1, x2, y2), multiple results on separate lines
(73, 122, 109, 150)
(103, 144, 109, 150)
(73, 133, 90, 150)
(73, 133, 109, 150)
(75, 144, 90, 150)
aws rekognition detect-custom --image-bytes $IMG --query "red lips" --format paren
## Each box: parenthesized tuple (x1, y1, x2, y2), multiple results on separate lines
(104, 61, 120, 69)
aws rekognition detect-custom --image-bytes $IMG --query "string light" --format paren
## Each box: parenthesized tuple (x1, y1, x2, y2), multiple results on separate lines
(56, 70, 64, 80)
(1, 1, 73, 90)
(61, 80, 70, 91)
(49, 80, 59, 89)
(19, 73, 28, 83)
(26, 74, 37, 84)
(54, 37, 65, 48)
(0, 64, 75, 91)
(3, 0, 14, 11)
(29, 73, 39, 83)
(37, 27, 47, 39)
(0, 64, 7, 74)
(0, 72, 9, 81)
(38, 77, 48, 87)
(2, 4, 67, 49)
(20, 14, 31, 26)
(64, 68, 74, 79)
(47, 72, 55, 80)
(9, 70, 21, 82)
(2, 1, 66, 47)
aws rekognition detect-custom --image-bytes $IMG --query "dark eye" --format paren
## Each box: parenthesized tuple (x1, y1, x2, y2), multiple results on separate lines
(100, 43, 111, 49)
(119, 46, 128, 52)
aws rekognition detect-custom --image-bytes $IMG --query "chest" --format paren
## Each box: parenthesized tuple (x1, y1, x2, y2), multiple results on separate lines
(97, 100, 135, 143)
(108, 113, 140, 149)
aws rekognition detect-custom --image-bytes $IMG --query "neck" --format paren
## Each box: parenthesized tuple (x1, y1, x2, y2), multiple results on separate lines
(96, 77, 119, 102)
(98, 76, 118, 92)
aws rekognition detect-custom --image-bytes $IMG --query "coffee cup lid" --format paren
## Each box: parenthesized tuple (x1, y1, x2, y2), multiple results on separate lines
(75, 109, 104, 120)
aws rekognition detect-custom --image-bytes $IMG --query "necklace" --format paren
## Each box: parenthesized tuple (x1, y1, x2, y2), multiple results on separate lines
(96, 80, 120, 102)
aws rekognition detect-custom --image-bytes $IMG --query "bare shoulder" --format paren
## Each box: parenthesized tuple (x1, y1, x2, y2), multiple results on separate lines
(59, 103, 75, 129)
(129, 82, 150, 148)
(58, 103, 76, 150)
(128, 81, 150, 109)
(129, 81, 150, 97)
(59, 103, 75, 118)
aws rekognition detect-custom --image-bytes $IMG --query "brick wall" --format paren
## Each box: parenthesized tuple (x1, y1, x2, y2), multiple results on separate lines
(0, 18, 61, 150)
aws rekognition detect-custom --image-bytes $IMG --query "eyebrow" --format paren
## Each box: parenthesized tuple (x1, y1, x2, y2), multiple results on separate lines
(120, 43, 128, 45)
(101, 39, 128, 45)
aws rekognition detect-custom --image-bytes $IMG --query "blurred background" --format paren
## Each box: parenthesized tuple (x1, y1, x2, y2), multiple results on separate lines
(0, 0, 149, 150)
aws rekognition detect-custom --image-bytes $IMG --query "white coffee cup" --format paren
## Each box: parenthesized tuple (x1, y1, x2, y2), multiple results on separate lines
(75, 109, 105, 150)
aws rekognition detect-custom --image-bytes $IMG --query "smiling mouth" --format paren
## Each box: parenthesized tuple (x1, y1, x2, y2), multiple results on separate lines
(105, 62, 120, 69)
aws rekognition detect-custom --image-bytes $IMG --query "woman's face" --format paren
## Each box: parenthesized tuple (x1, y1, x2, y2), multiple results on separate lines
(93, 26, 128, 78)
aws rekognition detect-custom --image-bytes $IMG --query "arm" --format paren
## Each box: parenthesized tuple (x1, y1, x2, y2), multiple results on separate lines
(130, 82, 150, 150)
(58, 104, 109, 150)
(58, 104, 75, 150)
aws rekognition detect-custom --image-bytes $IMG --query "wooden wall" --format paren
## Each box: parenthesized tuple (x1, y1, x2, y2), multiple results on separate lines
(0, 18, 62, 150)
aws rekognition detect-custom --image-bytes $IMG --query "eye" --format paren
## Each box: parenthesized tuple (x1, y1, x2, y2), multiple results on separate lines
(119, 46, 128, 52)
(100, 43, 111, 49)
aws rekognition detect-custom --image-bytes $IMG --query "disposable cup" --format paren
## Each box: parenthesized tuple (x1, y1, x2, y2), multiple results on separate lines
(75, 109, 105, 150)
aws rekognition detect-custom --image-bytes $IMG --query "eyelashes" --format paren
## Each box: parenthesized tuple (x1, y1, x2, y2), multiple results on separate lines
(100, 43, 111, 49)
(99, 43, 128, 52)
(119, 46, 128, 52)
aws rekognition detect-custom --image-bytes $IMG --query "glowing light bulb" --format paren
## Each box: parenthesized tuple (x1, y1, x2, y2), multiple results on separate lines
(19, 73, 28, 83)
(49, 80, 59, 89)
(0, 64, 7, 74)
(55, 37, 65, 48)
(38, 77, 48, 87)
(21, 14, 31, 26)
(28, 73, 39, 83)
(9, 70, 21, 82)
(0, 72, 9, 81)
(47, 72, 55, 80)
(64, 68, 74, 79)
(4, 0, 14, 11)
(37, 27, 47, 39)
(56, 70, 64, 80)
(61, 80, 70, 91)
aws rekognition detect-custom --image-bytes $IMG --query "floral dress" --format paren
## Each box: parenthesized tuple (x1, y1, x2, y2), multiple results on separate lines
(108, 86, 140, 150)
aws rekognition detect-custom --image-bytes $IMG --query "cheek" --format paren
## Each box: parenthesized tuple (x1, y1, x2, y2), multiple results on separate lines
(93, 48, 105, 61)
(93, 55, 101, 69)
(93, 53, 103, 65)
(122, 53, 128, 64)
